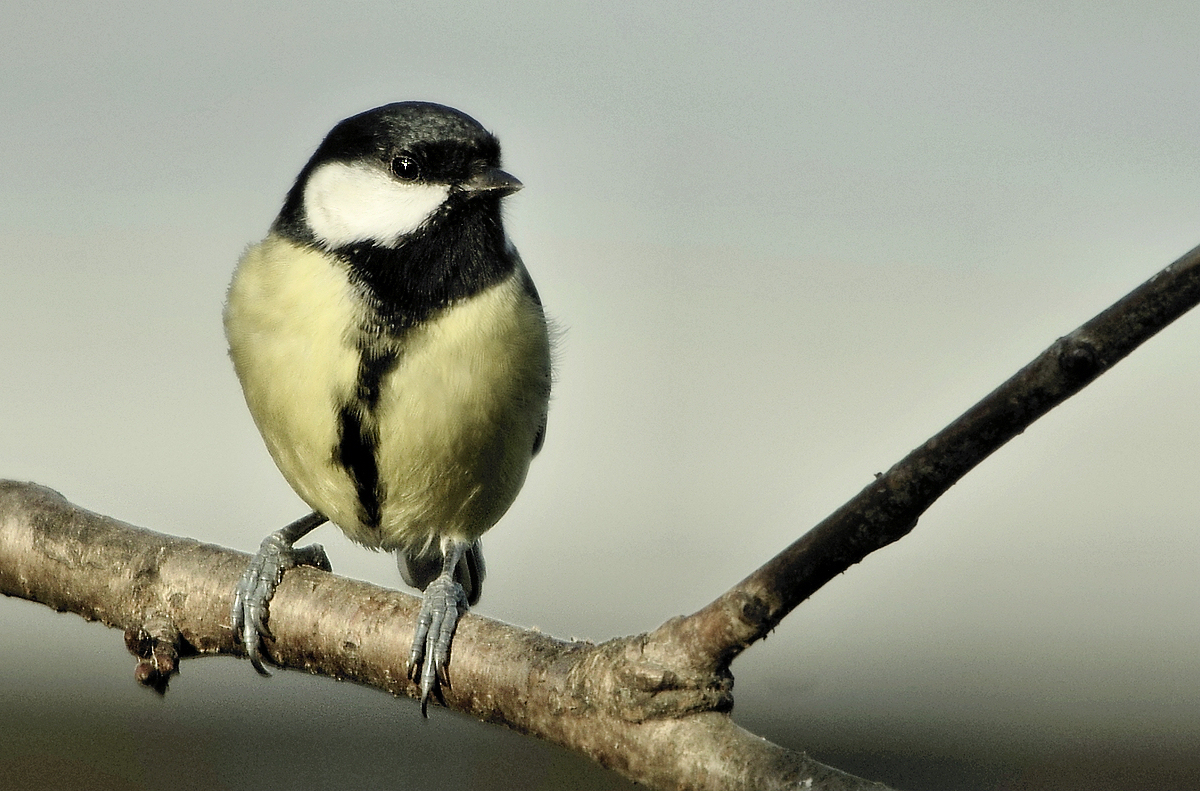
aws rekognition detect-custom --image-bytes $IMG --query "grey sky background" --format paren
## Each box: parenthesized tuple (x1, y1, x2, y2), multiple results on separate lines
(3, 3, 1199, 789)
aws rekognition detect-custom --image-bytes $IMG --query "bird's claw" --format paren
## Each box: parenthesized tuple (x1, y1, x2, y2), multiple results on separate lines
(230, 530, 330, 675)
(407, 573, 470, 715)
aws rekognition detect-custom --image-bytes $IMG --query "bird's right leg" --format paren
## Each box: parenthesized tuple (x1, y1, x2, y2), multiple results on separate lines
(230, 511, 331, 674)
(407, 539, 473, 715)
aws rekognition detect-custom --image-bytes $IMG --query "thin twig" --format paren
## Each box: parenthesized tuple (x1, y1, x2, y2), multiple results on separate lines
(656, 242, 1200, 672)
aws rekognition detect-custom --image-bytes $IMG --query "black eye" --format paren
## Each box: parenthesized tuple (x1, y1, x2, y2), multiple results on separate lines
(390, 154, 421, 181)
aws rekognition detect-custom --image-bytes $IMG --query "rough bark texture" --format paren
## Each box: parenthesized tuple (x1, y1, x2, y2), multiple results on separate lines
(0, 481, 890, 791)
(3, 241, 1198, 790)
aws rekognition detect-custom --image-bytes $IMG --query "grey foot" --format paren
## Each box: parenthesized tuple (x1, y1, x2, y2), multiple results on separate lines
(407, 571, 470, 715)
(231, 513, 330, 675)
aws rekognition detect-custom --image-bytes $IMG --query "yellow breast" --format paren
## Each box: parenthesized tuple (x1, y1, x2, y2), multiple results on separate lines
(224, 233, 550, 551)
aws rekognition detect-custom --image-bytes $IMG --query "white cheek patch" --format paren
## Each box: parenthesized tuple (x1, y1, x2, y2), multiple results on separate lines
(302, 161, 450, 248)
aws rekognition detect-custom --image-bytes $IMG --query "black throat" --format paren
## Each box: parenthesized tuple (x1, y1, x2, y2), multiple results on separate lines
(337, 197, 515, 333)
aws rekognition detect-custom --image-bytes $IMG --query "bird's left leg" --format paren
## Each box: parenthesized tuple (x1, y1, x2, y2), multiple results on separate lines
(407, 539, 472, 715)
(231, 511, 331, 674)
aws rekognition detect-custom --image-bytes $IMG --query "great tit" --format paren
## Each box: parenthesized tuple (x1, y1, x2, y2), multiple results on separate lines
(224, 102, 551, 712)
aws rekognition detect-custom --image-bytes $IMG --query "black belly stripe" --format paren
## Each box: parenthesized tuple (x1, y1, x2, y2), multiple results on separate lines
(334, 343, 400, 530)
(322, 198, 517, 531)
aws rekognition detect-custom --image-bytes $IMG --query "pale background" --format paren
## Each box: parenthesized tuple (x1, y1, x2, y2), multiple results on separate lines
(3, 3, 1199, 790)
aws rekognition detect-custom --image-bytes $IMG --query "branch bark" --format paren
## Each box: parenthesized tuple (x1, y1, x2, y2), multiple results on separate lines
(3, 241, 1199, 790)
(0, 481, 889, 791)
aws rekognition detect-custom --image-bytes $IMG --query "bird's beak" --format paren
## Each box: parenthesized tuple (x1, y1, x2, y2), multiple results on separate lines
(462, 168, 523, 197)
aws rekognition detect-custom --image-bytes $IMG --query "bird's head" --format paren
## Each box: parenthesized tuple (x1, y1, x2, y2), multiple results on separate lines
(275, 102, 522, 251)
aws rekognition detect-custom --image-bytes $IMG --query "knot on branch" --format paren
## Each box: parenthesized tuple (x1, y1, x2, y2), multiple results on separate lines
(124, 612, 185, 695)
(561, 633, 734, 723)
(1056, 336, 1102, 380)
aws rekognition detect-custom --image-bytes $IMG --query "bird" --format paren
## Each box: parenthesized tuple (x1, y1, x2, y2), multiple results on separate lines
(223, 102, 551, 712)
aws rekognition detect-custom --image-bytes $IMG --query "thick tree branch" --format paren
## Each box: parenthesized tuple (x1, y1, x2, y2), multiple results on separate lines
(0, 481, 889, 791)
(652, 242, 1200, 675)
(4, 242, 1198, 790)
